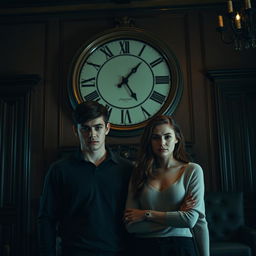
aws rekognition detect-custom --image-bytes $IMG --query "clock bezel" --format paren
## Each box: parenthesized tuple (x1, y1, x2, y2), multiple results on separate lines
(68, 27, 183, 137)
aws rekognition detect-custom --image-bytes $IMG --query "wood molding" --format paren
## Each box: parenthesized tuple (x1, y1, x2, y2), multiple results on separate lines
(0, 0, 224, 16)
(207, 69, 256, 81)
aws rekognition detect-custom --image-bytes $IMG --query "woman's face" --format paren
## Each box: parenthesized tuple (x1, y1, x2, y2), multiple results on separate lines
(151, 123, 178, 159)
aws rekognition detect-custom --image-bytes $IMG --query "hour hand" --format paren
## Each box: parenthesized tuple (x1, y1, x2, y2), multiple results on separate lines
(117, 62, 142, 88)
(129, 62, 142, 77)
(117, 76, 127, 88)
(124, 62, 142, 82)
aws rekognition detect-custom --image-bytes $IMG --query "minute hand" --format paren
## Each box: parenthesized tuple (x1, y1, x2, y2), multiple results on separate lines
(117, 62, 142, 88)
(123, 82, 137, 101)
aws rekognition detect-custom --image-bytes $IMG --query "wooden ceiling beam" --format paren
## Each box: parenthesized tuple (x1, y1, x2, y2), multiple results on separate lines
(0, 0, 225, 16)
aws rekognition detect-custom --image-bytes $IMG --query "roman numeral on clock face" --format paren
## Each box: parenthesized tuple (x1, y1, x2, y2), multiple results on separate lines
(121, 109, 132, 124)
(150, 57, 163, 68)
(100, 45, 114, 59)
(86, 62, 101, 71)
(138, 44, 146, 57)
(84, 90, 100, 101)
(81, 77, 95, 87)
(141, 106, 151, 118)
(155, 76, 170, 84)
(150, 91, 166, 104)
(105, 104, 113, 119)
(119, 40, 130, 54)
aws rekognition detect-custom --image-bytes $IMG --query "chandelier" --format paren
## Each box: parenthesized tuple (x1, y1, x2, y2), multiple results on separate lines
(217, 0, 256, 50)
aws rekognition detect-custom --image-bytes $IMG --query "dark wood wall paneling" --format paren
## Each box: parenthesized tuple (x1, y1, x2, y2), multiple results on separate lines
(0, 75, 41, 256)
(207, 69, 256, 227)
(0, 4, 256, 256)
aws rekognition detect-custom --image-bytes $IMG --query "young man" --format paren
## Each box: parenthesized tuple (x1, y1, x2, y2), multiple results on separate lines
(38, 101, 133, 256)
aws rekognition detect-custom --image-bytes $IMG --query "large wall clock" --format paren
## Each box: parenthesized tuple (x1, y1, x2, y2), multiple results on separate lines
(68, 26, 183, 137)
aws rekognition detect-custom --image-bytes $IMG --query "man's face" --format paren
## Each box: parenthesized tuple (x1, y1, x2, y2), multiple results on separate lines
(74, 116, 110, 153)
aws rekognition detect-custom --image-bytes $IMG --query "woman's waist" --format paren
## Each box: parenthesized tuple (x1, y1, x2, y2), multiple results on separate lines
(133, 235, 194, 244)
(135, 228, 192, 239)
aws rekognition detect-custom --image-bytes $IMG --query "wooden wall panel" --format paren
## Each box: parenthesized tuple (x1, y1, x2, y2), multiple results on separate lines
(207, 69, 256, 227)
(0, 75, 40, 256)
(0, 23, 46, 75)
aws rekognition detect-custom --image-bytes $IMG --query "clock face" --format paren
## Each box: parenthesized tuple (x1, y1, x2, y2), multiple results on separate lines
(69, 28, 183, 136)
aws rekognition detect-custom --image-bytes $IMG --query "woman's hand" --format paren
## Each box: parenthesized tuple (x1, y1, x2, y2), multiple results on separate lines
(180, 194, 196, 211)
(124, 194, 196, 225)
(124, 208, 147, 224)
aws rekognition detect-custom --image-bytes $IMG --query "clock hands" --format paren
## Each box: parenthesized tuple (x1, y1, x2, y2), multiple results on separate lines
(117, 62, 142, 100)
(117, 62, 142, 88)
(123, 81, 137, 101)
(123, 61, 142, 83)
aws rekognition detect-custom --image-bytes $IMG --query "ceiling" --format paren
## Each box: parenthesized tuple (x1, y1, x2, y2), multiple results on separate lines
(0, 0, 226, 15)
(0, 0, 225, 9)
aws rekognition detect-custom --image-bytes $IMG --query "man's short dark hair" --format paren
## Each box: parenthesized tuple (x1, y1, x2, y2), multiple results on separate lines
(72, 101, 109, 125)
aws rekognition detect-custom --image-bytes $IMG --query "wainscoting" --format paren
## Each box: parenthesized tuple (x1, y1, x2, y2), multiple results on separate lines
(207, 69, 256, 227)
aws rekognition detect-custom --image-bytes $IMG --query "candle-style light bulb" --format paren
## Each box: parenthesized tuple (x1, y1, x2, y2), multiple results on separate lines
(227, 0, 234, 13)
(235, 13, 242, 29)
(244, 0, 252, 9)
(218, 15, 224, 27)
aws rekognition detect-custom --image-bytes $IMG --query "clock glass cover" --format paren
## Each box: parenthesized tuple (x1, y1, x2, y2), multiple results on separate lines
(69, 28, 183, 136)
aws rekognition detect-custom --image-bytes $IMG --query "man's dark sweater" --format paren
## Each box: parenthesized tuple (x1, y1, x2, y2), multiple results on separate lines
(38, 149, 133, 256)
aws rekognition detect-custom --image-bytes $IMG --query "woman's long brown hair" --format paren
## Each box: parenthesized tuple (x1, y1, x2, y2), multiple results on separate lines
(131, 115, 190, 198)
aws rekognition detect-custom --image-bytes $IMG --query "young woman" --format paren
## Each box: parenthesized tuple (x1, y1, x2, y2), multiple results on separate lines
(124, 115, 209, 256)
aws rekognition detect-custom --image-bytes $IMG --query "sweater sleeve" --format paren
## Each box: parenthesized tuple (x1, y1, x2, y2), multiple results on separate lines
(192, 217, 210, 256)
(126, 164, 208, 238)
(37, 166, 60, 256)
(180, 163, 210, 256)
(125, 181, 168, 233)
(164, 164, 205, 228)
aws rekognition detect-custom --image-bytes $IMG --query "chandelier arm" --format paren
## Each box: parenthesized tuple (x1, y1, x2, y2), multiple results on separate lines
(216, 28, 235, 44)
(216, 0, 256, 50)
